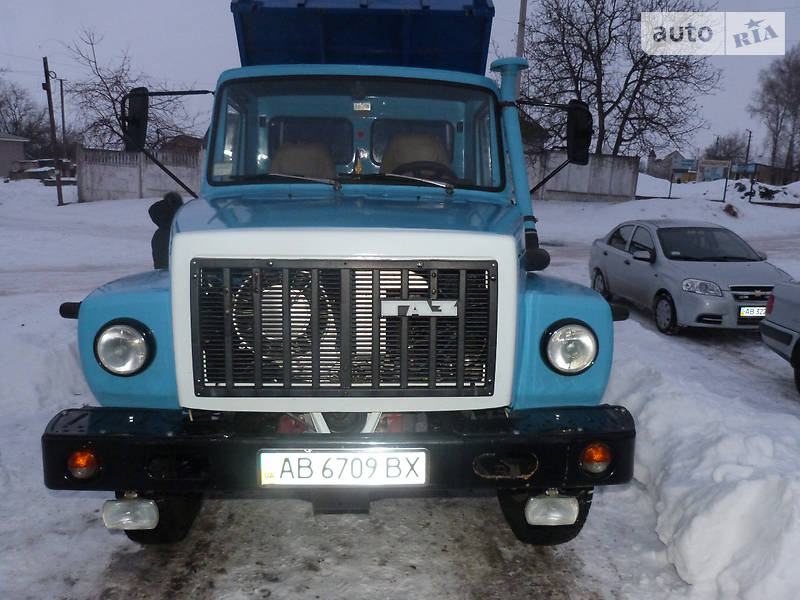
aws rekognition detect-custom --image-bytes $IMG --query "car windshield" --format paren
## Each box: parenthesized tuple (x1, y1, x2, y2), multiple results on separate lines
(657, 227, 762, 261)
(209, 76, 504, 191)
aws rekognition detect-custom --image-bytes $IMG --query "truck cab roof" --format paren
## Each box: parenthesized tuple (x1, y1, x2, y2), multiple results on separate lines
(231, 0, 494, 74)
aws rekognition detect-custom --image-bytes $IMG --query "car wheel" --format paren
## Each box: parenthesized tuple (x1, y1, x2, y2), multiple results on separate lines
(592, 270, 611, 300)
(794, 365, 800, 395)
(120, 493, 202, 545)
(497, 488, 592, 546)
(654, 293, 678, 335)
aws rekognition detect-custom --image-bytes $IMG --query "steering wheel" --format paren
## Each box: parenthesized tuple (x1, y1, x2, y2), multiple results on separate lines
(391, 161, 458, 182)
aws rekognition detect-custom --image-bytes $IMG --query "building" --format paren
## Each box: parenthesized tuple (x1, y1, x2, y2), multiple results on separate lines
(645, 149, 686, 181)
(0, 133, 29, 178)
(159, 134, 206, 153)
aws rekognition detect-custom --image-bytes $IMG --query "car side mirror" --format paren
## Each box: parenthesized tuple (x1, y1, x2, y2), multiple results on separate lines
(632, 250, 654, 263)
(123, 87, 150, 151)
(566, 99, 592, 165)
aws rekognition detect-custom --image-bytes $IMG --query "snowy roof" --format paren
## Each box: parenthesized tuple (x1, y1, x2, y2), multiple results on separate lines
(0, 133, 29, 143)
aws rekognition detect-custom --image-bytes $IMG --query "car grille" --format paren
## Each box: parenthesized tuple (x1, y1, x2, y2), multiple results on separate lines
(191, 259, 497, 397)
(729, 285, 774, 302)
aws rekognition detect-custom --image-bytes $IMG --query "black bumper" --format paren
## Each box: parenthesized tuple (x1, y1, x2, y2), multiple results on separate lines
(42, 405, 635, 493)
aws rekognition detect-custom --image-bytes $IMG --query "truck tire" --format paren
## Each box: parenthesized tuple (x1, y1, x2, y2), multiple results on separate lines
(120, 493, 203, 545)
(497, 488, 592, 546)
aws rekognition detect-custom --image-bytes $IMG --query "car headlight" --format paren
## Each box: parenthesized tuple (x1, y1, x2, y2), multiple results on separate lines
(542, 321, 598, 375)
(681, 279, 722, 296)
(94, 320, 153, 376)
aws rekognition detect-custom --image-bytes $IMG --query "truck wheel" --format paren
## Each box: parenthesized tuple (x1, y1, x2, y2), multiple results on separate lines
(497, 488, 592, 546)
(120, 493, 203, 545)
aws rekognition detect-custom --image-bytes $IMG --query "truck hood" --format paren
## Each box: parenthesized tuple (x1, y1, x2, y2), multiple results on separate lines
(173, 192, 523, 243)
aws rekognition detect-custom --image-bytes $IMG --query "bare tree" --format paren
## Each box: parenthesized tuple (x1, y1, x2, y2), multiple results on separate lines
(520, 0, 720, 156)
(702, 133, 746, 162)
(0, 77, 51, 158)
(748, 45, 800, 169)
(66, 28, 201, 151)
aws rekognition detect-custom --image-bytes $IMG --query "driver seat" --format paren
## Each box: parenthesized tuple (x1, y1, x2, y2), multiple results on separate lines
(379, 133, 449, 174)
(268, 142, 336, 179)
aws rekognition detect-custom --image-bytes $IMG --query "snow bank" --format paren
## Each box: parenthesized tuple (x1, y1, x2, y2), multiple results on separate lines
(636, 173, 672, 198)
(536, 178, 800, 243)
(782, 180, 800, 199)
(605, 324, 800, 599)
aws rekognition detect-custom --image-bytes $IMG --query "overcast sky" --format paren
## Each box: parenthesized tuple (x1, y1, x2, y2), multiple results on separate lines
(2, 1, 797, 161)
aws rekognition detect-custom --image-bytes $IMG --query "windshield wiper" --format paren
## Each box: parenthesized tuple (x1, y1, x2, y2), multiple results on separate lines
(702, 256, 753, 262)
(347, 172, 455, 195)
(237, 172, 341, 190)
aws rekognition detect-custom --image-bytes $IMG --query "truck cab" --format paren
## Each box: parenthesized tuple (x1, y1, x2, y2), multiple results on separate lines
(42, 0, 634, 546)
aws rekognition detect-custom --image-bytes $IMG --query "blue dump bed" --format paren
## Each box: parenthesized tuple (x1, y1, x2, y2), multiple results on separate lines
(230, 0, 494, 74)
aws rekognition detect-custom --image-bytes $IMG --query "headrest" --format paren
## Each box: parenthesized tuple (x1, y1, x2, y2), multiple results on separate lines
(268, 142, 336, 179)
(380, 133, 449, 174)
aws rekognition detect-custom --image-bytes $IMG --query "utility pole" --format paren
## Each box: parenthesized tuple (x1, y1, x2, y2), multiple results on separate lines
(515, 0, 528, 97)
(744, 128, 752, 164)
(42, 57, 64, 207)
(57, 78, 67, 156)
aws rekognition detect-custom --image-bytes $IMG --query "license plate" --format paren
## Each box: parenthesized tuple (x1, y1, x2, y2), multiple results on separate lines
(259, 449, 428, 486)
(739, 306, 766, 317)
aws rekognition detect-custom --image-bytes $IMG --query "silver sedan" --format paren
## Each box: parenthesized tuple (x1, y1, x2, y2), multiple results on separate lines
(588, 219, 793, 334)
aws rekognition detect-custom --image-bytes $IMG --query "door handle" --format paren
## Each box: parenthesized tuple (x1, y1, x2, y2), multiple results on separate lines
(603, 251, 608, 256)
(624, 259, 631, 265)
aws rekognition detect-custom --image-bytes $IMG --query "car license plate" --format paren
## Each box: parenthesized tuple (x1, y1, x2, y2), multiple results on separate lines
(259, 449, 428, 486)
(739, 306, 766, 317)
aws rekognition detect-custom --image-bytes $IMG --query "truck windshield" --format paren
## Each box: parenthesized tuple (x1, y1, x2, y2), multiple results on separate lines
(209, 76, 504, 191)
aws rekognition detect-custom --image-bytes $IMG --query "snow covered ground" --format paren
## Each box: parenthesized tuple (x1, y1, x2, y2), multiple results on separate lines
(636, 173, 800, 207)
(1, 177, 799, 599)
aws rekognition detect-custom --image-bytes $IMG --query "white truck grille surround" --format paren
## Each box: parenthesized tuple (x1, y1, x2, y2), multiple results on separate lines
(171, 228, 518, 412)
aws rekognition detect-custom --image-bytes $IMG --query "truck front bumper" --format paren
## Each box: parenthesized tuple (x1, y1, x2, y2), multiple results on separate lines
(43, 405, 634, 493)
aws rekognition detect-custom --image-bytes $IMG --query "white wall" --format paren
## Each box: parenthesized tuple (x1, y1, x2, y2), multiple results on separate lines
(528, 151, 640, 203)
(77, 146, 204, 202)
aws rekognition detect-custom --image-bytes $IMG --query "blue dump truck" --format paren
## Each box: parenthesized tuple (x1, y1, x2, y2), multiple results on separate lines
(42, 0, 634, 545)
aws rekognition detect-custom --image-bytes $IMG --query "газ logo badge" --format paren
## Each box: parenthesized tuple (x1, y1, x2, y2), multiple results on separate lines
(381, 300, 458, 317)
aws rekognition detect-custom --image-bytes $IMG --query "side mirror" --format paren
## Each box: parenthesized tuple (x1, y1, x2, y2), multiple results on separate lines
(632, 250, 654, 263)
(124, 87, 150, 151)
(566, 99, 592, 165)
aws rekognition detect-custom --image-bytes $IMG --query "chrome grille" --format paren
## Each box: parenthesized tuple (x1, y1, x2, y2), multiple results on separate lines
(729, 285, 774, 302)
(191, 259, 498, 397)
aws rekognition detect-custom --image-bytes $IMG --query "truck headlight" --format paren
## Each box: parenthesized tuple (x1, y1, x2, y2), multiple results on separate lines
(542, 321, 598, 375)
(94, 320, 153, 376)
(681, 279, 722, 296)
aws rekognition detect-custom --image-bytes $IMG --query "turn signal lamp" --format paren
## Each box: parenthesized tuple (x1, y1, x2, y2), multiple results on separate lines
(766, 294, 775, 315)
(580, 442, 611, 474)
(67, 448, 100, 480)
